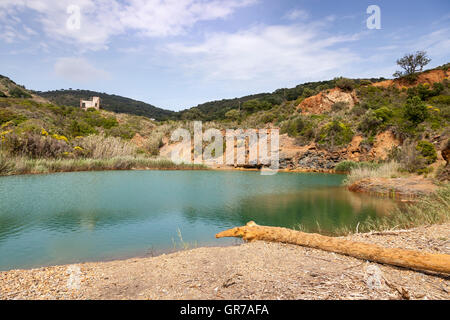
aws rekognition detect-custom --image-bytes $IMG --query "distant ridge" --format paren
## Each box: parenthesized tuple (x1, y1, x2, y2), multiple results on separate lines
(36, 89, 176, 121)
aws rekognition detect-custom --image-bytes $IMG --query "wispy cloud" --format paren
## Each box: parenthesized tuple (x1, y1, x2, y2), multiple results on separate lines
(284, 9, 309, 21)
(54, 57, 110, 83)
(165, 23, 361, 84)
(0, 0, 258, 50)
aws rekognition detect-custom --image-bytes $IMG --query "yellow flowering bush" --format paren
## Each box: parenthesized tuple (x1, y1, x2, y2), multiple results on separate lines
(52, 134, 69, 143)
(1, 130, 12, 142)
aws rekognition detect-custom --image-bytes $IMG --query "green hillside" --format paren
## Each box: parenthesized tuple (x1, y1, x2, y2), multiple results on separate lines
(36, 89, 176, 121)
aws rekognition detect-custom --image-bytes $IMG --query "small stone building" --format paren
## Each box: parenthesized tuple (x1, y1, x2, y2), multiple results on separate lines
(80, 97, 100, 111)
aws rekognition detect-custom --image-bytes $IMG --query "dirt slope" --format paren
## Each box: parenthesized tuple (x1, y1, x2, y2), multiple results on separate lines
(373, 68, 450, 89)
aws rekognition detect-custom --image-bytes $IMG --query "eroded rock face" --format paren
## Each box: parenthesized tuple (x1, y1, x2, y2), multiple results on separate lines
(297, 88, 358, 114)
(130, 133, 146, 148)
(369, 131, 401, 161)
(372, 68, 450, 89)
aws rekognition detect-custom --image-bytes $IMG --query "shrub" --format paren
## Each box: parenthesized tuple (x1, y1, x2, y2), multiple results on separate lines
(77, 134, 137, 159)
(404, 96, 428, 124)
(331, 102, 349, 112)
(242, 99, 272, 113)
(4, 133, 71, 158)
(146, 135, 164, 156)
(0, 91, 6, 98)
(0, 109, 27, 125)
(318, 120, 354, 147)
(390, 141, 427, 173)
(0, 153, 14, 175)
(416, 140, 437, 164)
(335, 161, 359, 172)
(335, 77, 355, 91)
(225, 109, 241, 121)
(429, 95, 450, 105)
(106, 124, 136, 140)
(69, 120, 98, 137)
(280, 117, 305, 137)
(358, 109, 383, 136)
(9, 87, 32, 98)
(351, 104, 368, 116)
(373, 106, 393, 122)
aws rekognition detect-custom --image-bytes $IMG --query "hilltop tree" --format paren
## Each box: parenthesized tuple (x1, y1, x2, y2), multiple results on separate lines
(393, 51, 431, 78)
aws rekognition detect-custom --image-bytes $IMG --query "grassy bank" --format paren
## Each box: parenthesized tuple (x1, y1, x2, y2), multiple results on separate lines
(343, 161, 402, 185)
(0, 154, 207, 176)
(294, 183, 450, 236)
(338, 183, 450, 235)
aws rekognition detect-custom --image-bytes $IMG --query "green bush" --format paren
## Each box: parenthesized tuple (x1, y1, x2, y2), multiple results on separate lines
(0, 109, 27, 125)
(334, 77, 355, 91)
(242, 99, 272, 113)
(407, 82, 443, 101)
(335, 160, 380, 173)
(9, 87, 32, 99)
(404, 96, 428, 124)
(429, 95, 450, 105)
(416, 140, 437, 164)
(280, 117, 306, 137)
(334, 161, 359, 172)
(318, 120, 354, 147)
(373, 106, 393, 122)
(358, 109, 383, 136)
(4, 133, 71, 158)
(69, 120, 98, 137)
(225, 109, 241, 121)
(331, 102, 349, 112)
(0, 91, 7, 98)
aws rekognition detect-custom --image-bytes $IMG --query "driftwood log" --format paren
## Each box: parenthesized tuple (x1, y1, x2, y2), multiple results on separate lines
(216, 221, 450, 274)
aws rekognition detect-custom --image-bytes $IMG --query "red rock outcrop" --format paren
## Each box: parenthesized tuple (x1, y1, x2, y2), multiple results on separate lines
(297, 88, 358, 114)
(373, 68, 449, 89)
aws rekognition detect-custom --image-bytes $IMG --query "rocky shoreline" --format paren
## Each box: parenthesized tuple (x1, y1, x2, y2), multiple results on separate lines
(348, 176, 438, 199)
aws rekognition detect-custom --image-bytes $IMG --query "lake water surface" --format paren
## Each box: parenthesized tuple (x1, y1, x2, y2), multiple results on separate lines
(0, 170, 396, 270)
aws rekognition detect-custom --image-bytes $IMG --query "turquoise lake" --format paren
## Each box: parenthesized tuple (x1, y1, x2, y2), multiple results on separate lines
(0, 170, 396, 271)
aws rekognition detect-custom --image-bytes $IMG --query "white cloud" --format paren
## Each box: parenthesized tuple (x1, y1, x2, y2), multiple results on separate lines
(0, 0, 257, 50)
(165, 23, 361, 84)
(284, 9, 309, 21)
(54, 57, 111, 83)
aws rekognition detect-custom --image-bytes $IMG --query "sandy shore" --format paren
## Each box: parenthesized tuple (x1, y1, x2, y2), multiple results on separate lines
(1, 223, 449, 300)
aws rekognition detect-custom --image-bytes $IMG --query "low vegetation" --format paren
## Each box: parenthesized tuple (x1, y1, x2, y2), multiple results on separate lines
(336, 183, 450, 235)
(343, 161, 401, 185)
(0, 154, 206, 176)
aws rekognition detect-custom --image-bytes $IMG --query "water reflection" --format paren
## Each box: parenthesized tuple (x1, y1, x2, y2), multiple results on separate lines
(0, 170, 397, 270)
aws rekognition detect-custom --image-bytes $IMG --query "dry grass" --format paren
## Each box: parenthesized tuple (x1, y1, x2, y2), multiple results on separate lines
(334, 183, 450, 235)
(0, 155, 207, 176)
(76, 134, 138, 159)
(344, 161, 402, 185)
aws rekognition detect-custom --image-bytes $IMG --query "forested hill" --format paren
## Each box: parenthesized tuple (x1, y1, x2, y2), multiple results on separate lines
(177, 78, 387, 121)
(36, 89, 176, 121)
(36, 78, 388, 122)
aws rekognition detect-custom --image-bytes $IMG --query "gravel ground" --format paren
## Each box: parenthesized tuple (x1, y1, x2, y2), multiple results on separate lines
(1, 223, 449, 300)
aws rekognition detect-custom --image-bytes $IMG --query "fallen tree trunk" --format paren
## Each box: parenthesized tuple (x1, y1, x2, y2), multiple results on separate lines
(216, 221, 450, 274)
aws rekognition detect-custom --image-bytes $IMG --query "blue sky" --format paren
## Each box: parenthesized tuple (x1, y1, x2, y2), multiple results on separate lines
(0, 0, 449, 111)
